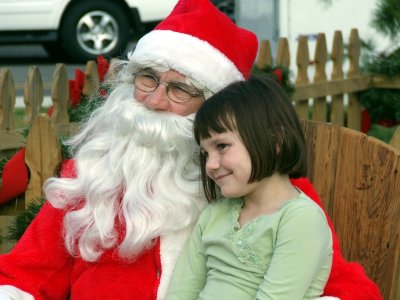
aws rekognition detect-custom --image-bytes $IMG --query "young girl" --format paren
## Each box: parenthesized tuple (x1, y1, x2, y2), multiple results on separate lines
(165, 75, 333, 300)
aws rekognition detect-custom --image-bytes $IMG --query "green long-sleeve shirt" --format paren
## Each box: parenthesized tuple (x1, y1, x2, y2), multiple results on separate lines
(166, 192, 333, 300)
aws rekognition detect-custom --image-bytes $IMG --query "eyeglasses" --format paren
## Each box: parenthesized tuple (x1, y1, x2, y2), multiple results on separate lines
(133, 71, 204, 103)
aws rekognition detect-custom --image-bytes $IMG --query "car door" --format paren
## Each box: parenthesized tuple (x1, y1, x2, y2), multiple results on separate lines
(0, 0, 69, 30)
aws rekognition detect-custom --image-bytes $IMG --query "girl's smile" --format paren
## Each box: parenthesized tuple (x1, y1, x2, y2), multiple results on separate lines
(214, 172, 232, 182)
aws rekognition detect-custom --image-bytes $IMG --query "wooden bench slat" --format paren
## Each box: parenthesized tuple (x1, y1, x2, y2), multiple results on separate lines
(302, 120, 400, 300)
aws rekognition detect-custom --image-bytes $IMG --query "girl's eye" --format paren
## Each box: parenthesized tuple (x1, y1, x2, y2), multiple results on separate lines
(217, 143, 229, 152)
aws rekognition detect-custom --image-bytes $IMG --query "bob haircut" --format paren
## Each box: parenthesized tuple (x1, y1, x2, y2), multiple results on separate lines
(193, 75, 307, 202)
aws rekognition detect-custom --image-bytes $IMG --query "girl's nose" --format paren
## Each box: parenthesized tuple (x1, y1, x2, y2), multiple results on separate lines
(206, 153, 220, 172)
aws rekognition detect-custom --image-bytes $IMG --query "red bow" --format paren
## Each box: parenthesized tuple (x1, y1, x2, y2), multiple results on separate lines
(272, 68, 283, 84)
(69, 69, 85, 107)
(0, 147, 29, 205)
(97, 55, 110, 83)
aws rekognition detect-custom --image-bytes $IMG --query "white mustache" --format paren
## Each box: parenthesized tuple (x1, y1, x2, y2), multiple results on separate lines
(113, 97, 195, 151)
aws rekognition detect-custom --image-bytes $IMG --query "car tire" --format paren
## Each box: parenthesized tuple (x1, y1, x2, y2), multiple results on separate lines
(60, 0, 130, 62)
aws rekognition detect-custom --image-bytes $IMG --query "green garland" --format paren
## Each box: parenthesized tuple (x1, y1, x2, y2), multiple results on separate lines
(0, 155, 12, 182)
(371, 0, 400, 40)
(252, 65, 295, 96)
(363, 49, 400, 78)
(360, 89, 400, 122)
(359, 0, 400, 124)
(5, 198, 46, 242)
(68, 93, 107, 123)
(359, 51, 400, 123)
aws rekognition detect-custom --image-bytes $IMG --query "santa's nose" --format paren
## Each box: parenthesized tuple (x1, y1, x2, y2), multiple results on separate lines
(142, 85, 170, 112)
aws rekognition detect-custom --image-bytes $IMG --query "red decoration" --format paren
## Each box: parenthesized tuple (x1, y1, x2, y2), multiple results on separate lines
(378, 119, 398, 128)
(47, 106, 54, 117)
(0, 147, 29, 205)
(361, 109, 372, 133)
(48, 55, 110, 117)
(69, 69, 85, 107)
(96, 56, 110, 98)
(97, 55, 110, 82)
(272, 68, 283, 84)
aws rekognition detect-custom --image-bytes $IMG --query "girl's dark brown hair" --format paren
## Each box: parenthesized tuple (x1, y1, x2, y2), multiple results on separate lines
(194, 75, 307, 202)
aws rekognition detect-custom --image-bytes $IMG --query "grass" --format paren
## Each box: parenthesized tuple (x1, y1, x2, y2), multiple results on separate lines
(13, 107, 49, 129)
(367, 124, 398, 144)
(13, 108, 26, 129)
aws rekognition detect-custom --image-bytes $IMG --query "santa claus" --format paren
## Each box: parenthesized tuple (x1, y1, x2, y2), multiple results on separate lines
(0, 0, 381, 299)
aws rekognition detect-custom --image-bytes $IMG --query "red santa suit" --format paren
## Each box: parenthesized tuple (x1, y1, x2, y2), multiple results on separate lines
(0, 159, 192, 300)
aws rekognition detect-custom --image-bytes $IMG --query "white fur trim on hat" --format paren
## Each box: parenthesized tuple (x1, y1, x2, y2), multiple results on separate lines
(128, 30, 244, 94)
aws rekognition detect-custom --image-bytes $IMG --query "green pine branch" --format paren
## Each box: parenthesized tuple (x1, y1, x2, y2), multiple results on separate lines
(5, 198, 46, 242)
(252, 65, 295, 96)
(371, 0, 400, 40)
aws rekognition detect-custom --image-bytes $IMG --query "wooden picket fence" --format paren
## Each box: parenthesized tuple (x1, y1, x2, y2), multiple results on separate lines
(0, 60, 99, 136)
(257, 28, 400, 130)
(0, 28, 399, 299)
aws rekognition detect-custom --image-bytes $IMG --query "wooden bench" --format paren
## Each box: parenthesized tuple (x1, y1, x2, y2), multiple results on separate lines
(0, 116, 399, 299)
(302, 120, 400, 300)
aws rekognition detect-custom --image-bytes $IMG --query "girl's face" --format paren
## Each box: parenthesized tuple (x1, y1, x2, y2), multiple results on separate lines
(200, 130, 254, 198)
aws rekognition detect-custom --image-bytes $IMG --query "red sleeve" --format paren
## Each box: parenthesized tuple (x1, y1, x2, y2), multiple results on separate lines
(0, 160, 76, 300)
(291, 177, 382, 300)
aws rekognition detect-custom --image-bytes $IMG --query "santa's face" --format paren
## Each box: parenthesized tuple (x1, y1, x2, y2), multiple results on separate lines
(134, 69, 205, 116)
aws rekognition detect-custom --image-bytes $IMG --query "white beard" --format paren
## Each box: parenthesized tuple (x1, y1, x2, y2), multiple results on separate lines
(44, 83, 206, 262)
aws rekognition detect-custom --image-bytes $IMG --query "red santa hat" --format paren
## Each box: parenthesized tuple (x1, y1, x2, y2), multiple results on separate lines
(128, 0, 258, 94)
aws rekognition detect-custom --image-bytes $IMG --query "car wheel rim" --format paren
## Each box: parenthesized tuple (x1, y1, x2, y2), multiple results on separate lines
(76, 10, 119, 55)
